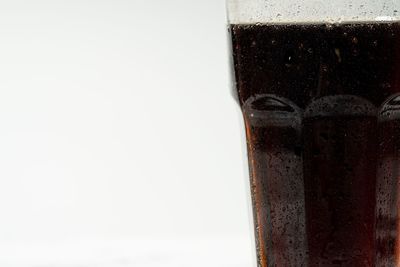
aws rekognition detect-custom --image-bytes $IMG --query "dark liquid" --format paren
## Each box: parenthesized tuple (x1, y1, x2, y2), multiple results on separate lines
(230, 22, 400, 266)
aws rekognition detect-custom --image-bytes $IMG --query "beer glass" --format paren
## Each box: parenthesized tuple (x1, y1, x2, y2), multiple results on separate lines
(227, 0, 400, 266)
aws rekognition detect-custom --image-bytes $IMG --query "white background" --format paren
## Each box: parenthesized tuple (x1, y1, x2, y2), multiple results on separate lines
(0, 0, 253, 266)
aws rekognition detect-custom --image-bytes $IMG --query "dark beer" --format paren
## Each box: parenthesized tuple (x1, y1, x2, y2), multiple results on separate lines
(230, 22, 400, 266)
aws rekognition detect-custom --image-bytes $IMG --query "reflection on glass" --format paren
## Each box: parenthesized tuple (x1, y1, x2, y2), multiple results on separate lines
(376, 94, 400, 266)
(243, 95, 306, 266)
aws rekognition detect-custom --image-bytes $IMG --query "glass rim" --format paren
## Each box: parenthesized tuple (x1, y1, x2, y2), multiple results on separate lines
(226, 0, 400, 24)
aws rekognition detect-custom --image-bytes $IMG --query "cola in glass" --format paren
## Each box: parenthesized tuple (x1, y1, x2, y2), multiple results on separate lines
(230, 22, 400, 266)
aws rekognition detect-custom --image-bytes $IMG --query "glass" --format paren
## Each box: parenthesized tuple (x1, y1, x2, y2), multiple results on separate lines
(227, 0, 400, 266)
